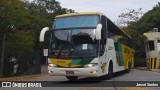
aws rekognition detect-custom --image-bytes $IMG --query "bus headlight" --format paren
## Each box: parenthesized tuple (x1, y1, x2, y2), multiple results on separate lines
(48, 63, 57, 67)
(84, 63, 98, 68)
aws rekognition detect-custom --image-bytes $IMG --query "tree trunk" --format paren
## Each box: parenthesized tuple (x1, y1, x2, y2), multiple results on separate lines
(0, 33, 6, 77)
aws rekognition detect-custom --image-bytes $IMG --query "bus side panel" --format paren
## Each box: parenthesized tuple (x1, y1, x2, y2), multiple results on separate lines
(121, 44, 134, 69)
(106, 39, 125, 73)
(114, 42, 125, 66)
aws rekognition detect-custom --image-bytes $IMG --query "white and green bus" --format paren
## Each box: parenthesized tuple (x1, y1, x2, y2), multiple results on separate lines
(39, 12, 134, 81)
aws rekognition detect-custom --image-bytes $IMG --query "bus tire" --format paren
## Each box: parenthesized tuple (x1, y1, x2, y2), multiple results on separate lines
(107, 62, 113, 79)
(66, 76, 78, 81)
(101, 62, 113, 80)
(126, 62, 131, 73)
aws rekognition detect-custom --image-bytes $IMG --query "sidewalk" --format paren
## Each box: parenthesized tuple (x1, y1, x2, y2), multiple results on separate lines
(0, 73, 49, 81)
(136, 67, 160, 73)
(0, 65, 48, 81)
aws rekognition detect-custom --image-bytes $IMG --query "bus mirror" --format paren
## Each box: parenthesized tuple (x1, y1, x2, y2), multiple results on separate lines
(95, 24, 102, 40)
(39, 27, 50, 42)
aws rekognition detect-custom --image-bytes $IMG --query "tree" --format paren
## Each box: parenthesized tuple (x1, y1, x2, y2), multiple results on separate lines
(138, 3, 160, 32)
(0, 0, 30, 77)
(4, 30, 35, 76)
(116, 8, 143, 27)
(0, 0, 75, 77)
(32, 0, 62, 13)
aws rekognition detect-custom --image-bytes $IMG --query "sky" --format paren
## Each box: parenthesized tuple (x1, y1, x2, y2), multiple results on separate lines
(28, 0, 160, 22)
(56, 0, 160, 22)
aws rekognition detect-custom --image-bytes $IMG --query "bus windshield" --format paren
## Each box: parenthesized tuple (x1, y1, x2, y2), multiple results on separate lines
(49, 15, 99, 58)
(50, 29, 98, 58)
(54, 15, 99, 29)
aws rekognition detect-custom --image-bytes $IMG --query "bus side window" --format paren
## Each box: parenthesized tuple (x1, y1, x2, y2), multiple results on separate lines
(100, 16, 107, 56)
(107, 18, 116, 38)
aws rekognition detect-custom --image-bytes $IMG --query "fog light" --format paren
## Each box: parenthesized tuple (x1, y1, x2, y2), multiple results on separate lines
(48, 70, 52, 73)
(90, 70, 97, 74)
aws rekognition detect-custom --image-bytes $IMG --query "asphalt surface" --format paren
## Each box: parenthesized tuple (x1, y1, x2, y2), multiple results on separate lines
(33, 69, 160, 81)
(1, 69, 160, 90)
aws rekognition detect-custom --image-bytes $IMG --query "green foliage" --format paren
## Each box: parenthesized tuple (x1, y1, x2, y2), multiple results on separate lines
(0, 0, 30, 31)
(117, 8, 143, 26)
(33, 0, 62, 13)
(134, 3, 160, 52)
(0, 0, 74, 76)
(6, 31, 35, 58)
(138, 5, 160, 32)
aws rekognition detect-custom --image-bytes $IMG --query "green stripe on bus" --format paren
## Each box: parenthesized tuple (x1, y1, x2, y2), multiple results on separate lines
(71, 59, 81, 64)
(118, 43, 124, 66)
(71, 58, 93, 65)
(114, 42, 124, 66)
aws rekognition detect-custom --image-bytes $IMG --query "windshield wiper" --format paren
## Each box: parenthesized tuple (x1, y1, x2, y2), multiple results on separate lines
(56, 34, 70, 58)
(70, 35, 84, 59)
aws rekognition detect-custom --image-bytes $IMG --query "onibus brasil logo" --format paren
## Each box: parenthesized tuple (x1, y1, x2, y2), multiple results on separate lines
(1, 82, 42, 87)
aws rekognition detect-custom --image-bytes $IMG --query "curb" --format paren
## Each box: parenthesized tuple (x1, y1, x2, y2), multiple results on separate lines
(135, 67, 146, 70)
(136, 67, 160, 73)
(0, 73, 48, 81)
(149, 69, 160, 73)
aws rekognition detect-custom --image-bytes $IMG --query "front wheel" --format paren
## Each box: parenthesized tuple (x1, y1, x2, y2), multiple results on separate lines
(101, 63, 113, 80)
(66, 76, 78, 81)
(107, 64, 113, 79)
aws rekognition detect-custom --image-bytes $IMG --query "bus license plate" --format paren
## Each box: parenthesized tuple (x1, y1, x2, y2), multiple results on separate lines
(66, 71, 74, 74)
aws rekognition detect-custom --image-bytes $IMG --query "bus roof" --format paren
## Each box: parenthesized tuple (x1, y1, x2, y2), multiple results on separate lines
(55, 12, 103, 18)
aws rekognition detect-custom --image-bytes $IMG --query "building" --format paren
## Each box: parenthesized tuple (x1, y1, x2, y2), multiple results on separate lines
(142, 28, 160, 70)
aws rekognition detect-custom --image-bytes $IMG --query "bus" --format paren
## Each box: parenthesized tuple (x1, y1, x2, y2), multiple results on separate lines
(39, 12, 134, 81)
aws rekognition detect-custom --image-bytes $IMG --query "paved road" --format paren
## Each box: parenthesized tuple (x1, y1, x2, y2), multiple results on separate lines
(1, 69, 160, 90)
(36, 69, 160, 81)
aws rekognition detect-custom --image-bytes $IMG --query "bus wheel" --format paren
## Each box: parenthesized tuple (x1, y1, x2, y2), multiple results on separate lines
(66, 76, 78, 81)
(126, 62, 131, 73)
(107, 63, 113, 79)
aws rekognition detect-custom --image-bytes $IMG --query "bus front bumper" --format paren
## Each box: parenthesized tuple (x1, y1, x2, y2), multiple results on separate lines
(48, 67, 100, 77)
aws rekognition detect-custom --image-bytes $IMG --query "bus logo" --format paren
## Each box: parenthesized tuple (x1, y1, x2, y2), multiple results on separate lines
(2, 82, 11, 87)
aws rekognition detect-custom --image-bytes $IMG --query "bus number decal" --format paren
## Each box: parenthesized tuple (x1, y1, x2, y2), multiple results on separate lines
(57, 61, 66, 63)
